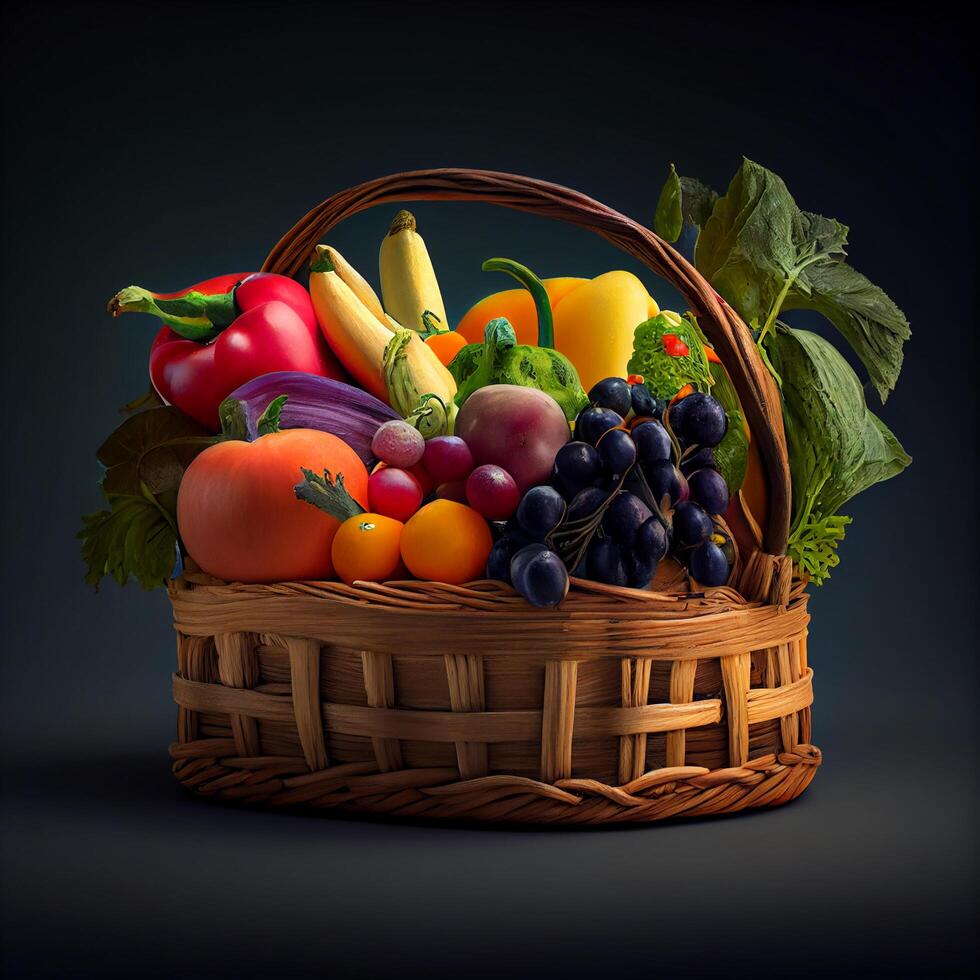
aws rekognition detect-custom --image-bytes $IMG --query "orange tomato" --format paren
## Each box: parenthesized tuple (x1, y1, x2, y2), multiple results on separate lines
(331, 513, 404, 585)
(177, 429, 368, 582)
(400, 499, 493, 584)
(455, 277, 587, 346)
(424, 329, 468, 366)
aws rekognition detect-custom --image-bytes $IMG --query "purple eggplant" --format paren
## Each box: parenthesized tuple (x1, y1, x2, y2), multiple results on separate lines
(219, 371, 399, 466)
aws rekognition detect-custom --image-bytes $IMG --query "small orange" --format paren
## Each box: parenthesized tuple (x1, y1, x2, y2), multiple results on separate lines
(400, 499, 493, 584)
(331, 513, 404, 585)
(424, 329, 468, 367)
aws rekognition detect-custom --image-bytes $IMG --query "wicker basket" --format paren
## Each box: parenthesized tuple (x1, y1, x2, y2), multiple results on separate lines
(169, 169, 820, 825)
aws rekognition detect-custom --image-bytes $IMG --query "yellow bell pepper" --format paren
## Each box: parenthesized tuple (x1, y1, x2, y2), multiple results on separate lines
(456, 271, 658, 392)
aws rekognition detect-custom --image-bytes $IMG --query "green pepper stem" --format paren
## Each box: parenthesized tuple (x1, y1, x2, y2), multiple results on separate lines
(108, 285, 238, 342)
(482, 257, 554, 348)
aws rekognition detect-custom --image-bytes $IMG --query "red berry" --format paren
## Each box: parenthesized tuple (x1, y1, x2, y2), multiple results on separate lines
(422, 436, 474, 483)
(368, 468, 423, 522)
(466, 464, 520, 520)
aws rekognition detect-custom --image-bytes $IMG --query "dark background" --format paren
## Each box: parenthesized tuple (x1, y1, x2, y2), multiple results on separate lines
(1, 1, 976, 977)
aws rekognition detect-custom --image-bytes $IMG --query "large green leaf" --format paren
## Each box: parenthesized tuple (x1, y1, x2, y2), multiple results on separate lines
(768, 326, 911, 523)
(696, 159, 848, 328)
(97, 405, 210, 496)
(783, 261, 910, 401)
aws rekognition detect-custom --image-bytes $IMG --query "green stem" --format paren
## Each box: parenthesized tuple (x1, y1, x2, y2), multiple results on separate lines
(108, 285, 238, 342)
(482, 257, 554, 348)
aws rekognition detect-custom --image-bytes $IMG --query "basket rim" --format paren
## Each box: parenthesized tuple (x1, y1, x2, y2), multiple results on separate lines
(169, 574, 810, 661)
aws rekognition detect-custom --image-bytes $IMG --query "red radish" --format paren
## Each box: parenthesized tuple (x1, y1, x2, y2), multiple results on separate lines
(436, 480, 469, 503)
(422, 436, 474, 483)
(466, 465, 520, 520)
(368, 468, 423, 521)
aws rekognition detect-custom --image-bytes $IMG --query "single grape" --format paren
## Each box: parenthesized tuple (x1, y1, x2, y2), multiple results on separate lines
(422, 435, 474, 483)
(689, 540, 730, 586)
(680, 447, 716, 476)
(586, 535, 627, 586)
(575, 406, 624, 446)
(589, 377, 632, 416)
(510, 543, 552, 590)
(567, 486, 609, 523)
(486, 535, 526, 583)
(596, 427, 637, 478)
(688, 468, 729, 515)
(371, 419, 425, 468)
(368, 467, 423, 521)
(552, 441, 602, 498)
(642, 459, 684, 508)
(629, 382, 658, 419)
(632, 420, 672, 463)
(669, 393, 727, 448)
(672, 501, 714, 548)
(602, 491, 653, 547)
(624, 553, 657, 589)
(514, 549, 570, 607)
(466, 464, 520, 520)
(635, 516, 669, 564)
(516, 485, 566, 538)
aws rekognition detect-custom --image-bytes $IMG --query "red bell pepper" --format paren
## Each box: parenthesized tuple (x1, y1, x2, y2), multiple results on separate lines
(109, 272, 347, 430)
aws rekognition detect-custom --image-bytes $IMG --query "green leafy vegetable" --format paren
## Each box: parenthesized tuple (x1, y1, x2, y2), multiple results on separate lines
(781, 261, 910, 402)
(696, 160, 849, 338)
(654, 164, 719, 242)
(79, 488, 178, 590)
(768, 326, 911, 582)
(628, 312, 713, 400)
(294, 467, 366, 522)
(654, 164, 683, 242)
(81, 402, 213, 590)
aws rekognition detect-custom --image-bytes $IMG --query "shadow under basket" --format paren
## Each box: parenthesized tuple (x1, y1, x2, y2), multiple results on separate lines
(168, 169, 821, 825)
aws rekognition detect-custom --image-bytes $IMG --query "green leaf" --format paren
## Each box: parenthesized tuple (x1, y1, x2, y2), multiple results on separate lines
(654, 164, 683, 242)
(783, 261, 910, 402)
(256, 395, 288, 437)
(98, 405, 211, 497)
(294, 467, 365, 522)
(78, 493, 178, 590)
(655, 164, 721, 244)
(767, 326, 911, 581)
(696, 159, 848, 329)
(679, 175, 720, 230)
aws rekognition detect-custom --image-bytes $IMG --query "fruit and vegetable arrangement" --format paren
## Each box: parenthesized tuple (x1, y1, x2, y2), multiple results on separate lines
(82, 159, 911, 607)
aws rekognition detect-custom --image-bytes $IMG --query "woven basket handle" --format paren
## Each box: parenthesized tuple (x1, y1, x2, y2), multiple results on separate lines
(261, 168, 790, 554)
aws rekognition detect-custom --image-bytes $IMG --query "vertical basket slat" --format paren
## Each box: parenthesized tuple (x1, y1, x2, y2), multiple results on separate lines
(540, 661, 578, 782)
(720, 652, 751, 767)
(444, 654, 488, 779)
(286, 637, 328, 771)
(361, 651, 403, 772)
(665, 659, 698, 767)
(215, 633, 260, 757)
(618, 657, 652, 784)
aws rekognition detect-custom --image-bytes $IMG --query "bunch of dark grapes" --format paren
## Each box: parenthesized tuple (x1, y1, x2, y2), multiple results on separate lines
(485, 377, 736, 606)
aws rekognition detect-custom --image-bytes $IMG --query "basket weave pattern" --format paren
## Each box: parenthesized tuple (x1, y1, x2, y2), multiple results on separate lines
(168, 170, 821, 824)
